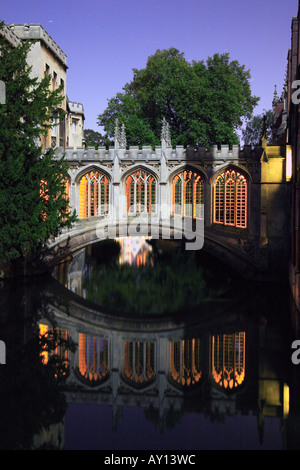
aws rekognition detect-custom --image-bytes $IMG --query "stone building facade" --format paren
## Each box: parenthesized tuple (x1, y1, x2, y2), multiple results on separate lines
(0, 23, 85, 150)
(272, 2, 300, 311)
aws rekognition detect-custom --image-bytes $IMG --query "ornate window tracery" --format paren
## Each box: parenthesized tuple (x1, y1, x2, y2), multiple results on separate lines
(79, 170, 110, 219)
(123, 341, 155, 387)
(172, 169, 204, 219)
(169, 338, 202, 388)
(77, 333, 109, 384)
(214, 169, 247, 228)
(125, 169, 156, 214)
(211, 332, 246, 391)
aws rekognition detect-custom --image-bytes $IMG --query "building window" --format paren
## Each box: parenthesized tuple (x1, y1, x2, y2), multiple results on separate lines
(52, 71, 57, 90)
(214, 169, 247, 228)
(123, 341, 155, 387)
(169, 338, 202, 388)
(44, 63, 50, 77)
(79, 170, 110, 218)
(211, 332, 246, 391)
(172, 169, 204, 219)
(125, 169, 156, 214)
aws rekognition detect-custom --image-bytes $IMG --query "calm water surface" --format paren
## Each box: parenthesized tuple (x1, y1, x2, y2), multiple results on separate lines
(1, 237, 300, 450)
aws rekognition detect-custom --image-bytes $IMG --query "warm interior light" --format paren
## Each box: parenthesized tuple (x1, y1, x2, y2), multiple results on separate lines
(283, 383, 290, 418)
(286, 145, 292, 180)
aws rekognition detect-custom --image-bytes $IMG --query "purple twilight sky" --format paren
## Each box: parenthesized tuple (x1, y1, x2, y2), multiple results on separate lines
(1, 0, 298, 135)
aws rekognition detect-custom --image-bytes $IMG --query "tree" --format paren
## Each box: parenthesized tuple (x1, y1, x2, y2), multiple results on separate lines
(84, 128, 111, 148)
(98, 48, 259, 148)
(0, 23, 77, 268)
(242, 109, 274, 147)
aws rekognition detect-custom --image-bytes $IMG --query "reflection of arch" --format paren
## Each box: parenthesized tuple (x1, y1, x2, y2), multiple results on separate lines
(172, 169, 204, 219)
(123, 341, 155, 388)
(79, 169, 110, 219)
(213, 168, 248, 228)
(124, 169, 157, 214)
(169, 338, 202, 388)
(76, 333, 109, 384)
(211, 332, 246, 391)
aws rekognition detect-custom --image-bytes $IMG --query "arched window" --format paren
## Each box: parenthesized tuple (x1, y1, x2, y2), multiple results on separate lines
(79, 170, 110, 219)
(169, 338, 202, 388)
(214, 169, 247, 228)
(172, 169, 204, 219)
(39, 176, 70, 221)
(77, 333, 109, 384)
(123, 341, 155, 387)
(211, 332, 246, 391)
(125, 170, 156, 214)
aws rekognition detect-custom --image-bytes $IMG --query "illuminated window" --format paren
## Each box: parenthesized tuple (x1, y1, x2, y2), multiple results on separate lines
(172, 169, 204, 219)
(79, 170, 110, 218)
(77, 333, 109, 383)
(123, 341, 155, 387)
(125, 170, 156, 214)
(170, 338, 202, 388)
(214, 169, 247, 228)
(40, 176, 70, 220)
(211, 332, 246, 391)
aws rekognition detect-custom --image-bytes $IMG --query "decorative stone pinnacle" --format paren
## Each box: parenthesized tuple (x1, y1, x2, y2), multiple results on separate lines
(114, 118, 120, 144)
(161, 117, 171, 147)
(272, 85, 279, 107)
(114, 119, 126, 148)
(120, 123, 127, 148)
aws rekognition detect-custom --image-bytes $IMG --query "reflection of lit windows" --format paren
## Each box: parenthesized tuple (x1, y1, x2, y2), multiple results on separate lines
(211, 332, 246, 390)
(123, 341, 155, 387)
(79, 170, 110, 218)
(39, 324, 69, 365)
(77, 333, 109, 383)
(125, 170, 156, 214)
(170, 338, 202, 388)
(214, 169, 247, 228)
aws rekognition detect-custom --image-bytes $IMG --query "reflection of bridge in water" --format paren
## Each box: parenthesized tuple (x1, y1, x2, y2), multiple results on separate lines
(39, 269, 290, 445)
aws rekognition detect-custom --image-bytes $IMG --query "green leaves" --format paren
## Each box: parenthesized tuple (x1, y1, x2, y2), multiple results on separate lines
(98, 48, 259, 148)
(242, 109, 274, 147)
(0, 22, 77, 264)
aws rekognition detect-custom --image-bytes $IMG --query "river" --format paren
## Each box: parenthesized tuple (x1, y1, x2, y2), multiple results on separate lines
(0, 237, 300, 450)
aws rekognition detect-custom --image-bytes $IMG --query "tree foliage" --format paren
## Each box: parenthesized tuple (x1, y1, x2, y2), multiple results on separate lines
(242, 109, 274, 147)
(0, 22, 77, 264)
(98, 48, 259, 148)
(83, 128, 111, 148)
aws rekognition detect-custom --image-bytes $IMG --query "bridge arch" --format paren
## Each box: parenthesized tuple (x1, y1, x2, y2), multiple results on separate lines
(40, 217, 258, 280)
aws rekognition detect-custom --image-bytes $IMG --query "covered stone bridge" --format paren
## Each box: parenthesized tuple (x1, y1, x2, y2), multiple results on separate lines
(44, 120, 291, 281)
